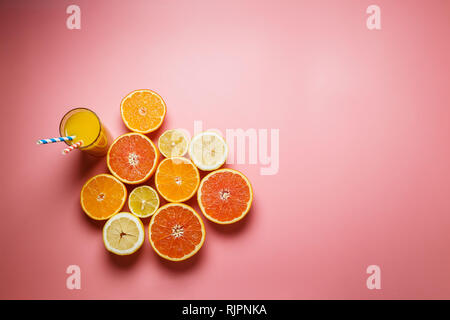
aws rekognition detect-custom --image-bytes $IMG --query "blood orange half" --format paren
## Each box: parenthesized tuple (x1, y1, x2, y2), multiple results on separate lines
(107, 133, 159, 184)
(149, 203, 206, 261)
(197, 169, 253, 224)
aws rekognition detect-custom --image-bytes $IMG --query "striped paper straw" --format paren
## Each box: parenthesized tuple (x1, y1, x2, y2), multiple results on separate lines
(37, 136, 76, 145)
(62, 140, 83, 155)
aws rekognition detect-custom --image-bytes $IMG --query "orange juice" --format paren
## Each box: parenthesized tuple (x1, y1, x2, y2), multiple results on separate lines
(59, 108, 110, 156)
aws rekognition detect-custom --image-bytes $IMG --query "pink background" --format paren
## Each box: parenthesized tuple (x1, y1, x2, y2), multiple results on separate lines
(1, 0, 450, 299)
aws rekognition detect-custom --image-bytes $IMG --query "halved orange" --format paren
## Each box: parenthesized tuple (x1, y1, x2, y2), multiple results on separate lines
(197, 168, 253, 224)
(107, 133, 159, 184)
(149, 203, 206, 261)
(120, 89, 166, 133)
(80, 174, 127, 220)
(155, 157, 200, 202)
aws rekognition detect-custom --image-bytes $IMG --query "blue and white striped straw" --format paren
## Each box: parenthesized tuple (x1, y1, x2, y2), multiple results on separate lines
(36, 136, 76, 145)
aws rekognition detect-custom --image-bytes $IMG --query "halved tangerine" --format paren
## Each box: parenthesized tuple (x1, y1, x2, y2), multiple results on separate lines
(80, 174, 127, 220)
(155, 157, 200, 202)
(120, 89, 166, 133)
(197, 168, 253, 224)
(107, 133, 159, 184)
(149, 203, 206, 261)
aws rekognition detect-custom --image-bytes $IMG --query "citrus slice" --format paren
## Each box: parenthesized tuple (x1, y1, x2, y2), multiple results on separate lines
(198, 168, 253, 224)
(128, 185, 160, 218)
(188, 131, 228, 171)
(103, 212, 145, 255)
(107, 133, 159, 184)
(155, 157, 200, 202)
(120, 89, 167, 133)
(158, 129, 189, 158)
(149, 203, 205, 261)
(80, 174, 127, 220)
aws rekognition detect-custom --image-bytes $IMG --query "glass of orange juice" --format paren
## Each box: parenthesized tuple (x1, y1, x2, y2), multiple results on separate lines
(59, 108, 111, 157)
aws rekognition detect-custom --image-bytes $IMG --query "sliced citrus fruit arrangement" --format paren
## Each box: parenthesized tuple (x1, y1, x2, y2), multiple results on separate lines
(158, 129, 189, 158)
(103, 212, 145, 255)
(155, 157, 200, 202)
(198, 168, 253, 224)
(128, 185, 160, 218)
(80, 174, 127, 220)
(120, 89, 166, 133)
(107, 132, 159, 184)
(188, 131, 228, 171)
(149, 203, 205, 261)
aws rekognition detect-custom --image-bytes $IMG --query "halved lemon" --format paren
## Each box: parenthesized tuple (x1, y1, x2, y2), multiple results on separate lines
(188, 131, 228, 171)
(128, 186, 160, 218)
(103, 212, 145, 255)
(158, 129, 189, 158)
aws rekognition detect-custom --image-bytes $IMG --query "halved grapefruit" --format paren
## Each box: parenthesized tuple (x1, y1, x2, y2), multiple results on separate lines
(197, 168, 253, 224)
(149, 203, 206, 261)
(107, 133, 159, 184)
